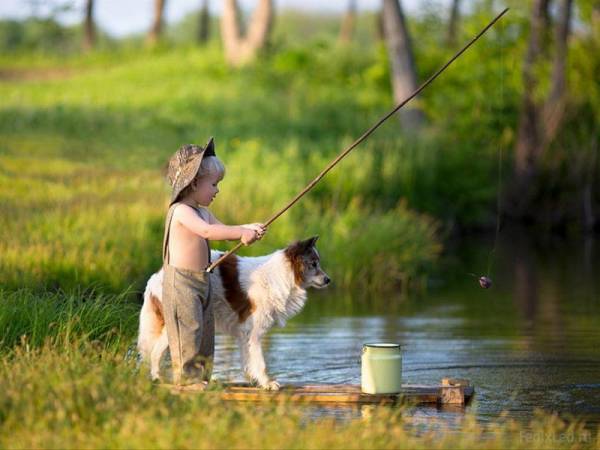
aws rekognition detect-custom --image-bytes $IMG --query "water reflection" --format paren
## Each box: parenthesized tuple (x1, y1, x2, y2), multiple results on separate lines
(212, 229, 600, 426)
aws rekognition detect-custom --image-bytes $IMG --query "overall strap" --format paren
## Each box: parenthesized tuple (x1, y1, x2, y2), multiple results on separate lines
(207, 239, 211, 265)
(196, 207, 212, 265)
(162, 203, 179, 266)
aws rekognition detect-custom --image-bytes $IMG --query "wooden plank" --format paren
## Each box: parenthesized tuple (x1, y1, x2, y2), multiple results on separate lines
(163, 380, 475, 406)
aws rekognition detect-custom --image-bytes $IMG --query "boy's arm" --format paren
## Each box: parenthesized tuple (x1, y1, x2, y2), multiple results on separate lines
(175, 204, 261, 244)
(205, 208, 266, 238)
(175, 204, 244, 241)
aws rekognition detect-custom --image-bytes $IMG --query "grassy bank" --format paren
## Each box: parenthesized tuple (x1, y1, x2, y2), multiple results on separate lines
(3, 349, 597, 449)
(0, 289, 595, 449)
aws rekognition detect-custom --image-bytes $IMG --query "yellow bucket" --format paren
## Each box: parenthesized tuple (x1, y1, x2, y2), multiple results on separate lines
(361, 343, 403, 394)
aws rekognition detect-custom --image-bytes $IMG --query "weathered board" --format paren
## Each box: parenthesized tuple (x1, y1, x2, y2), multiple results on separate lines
(164, 378, 474, 406)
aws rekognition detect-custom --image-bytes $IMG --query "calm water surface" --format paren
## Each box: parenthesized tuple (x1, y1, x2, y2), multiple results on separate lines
(212, 231, 600, 426)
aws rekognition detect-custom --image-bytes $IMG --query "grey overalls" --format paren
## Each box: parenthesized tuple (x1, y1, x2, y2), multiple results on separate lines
(161, 203, 215, 385)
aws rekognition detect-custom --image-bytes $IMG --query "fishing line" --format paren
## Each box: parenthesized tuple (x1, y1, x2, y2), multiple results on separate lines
(475, 14, 505, 290)
(206, 8, 510, 274)
(486, 25, 505, 278)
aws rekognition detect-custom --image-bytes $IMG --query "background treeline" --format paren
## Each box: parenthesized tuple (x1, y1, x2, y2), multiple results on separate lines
(1, 0, 599, 294)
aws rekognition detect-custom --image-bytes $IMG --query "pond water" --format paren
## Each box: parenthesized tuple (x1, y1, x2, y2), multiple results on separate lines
(212, 229, 600, 427)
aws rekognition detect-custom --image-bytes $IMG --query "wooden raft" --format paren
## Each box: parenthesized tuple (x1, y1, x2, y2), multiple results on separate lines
(167, 378, 474, 406)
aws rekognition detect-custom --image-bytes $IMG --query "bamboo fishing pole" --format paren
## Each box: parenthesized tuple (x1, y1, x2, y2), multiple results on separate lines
(206, 7, 509, 274)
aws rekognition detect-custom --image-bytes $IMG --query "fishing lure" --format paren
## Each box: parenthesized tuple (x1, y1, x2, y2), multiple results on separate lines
(479, 276, 493, 289)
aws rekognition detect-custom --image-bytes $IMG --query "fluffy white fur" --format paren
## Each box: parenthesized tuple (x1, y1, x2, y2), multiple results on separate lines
(138, 247, 325, 390)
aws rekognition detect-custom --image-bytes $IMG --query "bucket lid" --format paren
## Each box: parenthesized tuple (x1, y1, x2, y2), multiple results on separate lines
(363, 343, 401, 349)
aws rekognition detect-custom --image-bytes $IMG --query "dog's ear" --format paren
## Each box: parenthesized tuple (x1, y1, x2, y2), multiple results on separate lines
(285, 236, 318, 257)
(298, 236, 318, 252)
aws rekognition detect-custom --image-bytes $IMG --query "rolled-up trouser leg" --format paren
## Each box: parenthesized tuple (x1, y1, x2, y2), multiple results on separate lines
(162, 265, 214, 385)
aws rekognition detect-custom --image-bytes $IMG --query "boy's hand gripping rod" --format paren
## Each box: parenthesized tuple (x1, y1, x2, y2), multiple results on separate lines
(206, 8, 509, 274)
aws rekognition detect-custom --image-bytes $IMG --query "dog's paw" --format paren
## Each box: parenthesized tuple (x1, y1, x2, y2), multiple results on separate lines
(150, 369, 162, 383)
(264, 380, 280, 391)
(151, 374, 161, 383)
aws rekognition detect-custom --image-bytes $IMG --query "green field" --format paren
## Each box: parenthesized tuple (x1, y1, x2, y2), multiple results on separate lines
(3, 6, 596, 295)
(0, 42, 457, 294)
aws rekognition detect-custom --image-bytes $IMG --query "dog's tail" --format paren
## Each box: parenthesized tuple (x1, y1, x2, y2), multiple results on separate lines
(137, 269, 165, 361)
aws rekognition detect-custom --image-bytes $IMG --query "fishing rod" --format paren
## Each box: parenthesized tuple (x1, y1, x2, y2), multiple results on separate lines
(206, 7, 510, 274)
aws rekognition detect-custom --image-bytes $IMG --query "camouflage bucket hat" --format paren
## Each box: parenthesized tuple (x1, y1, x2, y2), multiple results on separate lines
(166, 137, 216, 204)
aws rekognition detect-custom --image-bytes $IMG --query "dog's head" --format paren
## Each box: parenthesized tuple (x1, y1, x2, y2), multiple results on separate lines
(284, 236, 331, 289)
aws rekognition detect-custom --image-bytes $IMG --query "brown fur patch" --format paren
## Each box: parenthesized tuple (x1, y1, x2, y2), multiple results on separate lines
(150, 294, 165, 328)
(219, 255, 255, 322)
(284, 243, 306, 286)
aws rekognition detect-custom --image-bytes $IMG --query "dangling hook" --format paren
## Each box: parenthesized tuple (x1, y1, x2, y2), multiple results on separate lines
(478, 276, 493, 289)
(468, 273, 493, 289)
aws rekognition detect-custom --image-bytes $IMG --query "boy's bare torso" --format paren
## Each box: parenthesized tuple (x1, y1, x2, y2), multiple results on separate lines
(168, 206, 211, 272)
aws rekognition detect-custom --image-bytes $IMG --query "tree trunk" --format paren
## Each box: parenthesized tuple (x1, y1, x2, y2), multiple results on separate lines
(514, 0, 552, 182)
(381, 0, 425, 130)
(338, 0, 357, 44)
(246, 0, 274, 52)
(542, 0, 573, 145)
(445, 0, 460, 47)
(510, 0, 575, 219)
(198, 0, 210, 44)
(221, 0, 242, 63)
(221, 0, 274, 67)
(83, 0, 95, 51)
(147, 0, 167, 46)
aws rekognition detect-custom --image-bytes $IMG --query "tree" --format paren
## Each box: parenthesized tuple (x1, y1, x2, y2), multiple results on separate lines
(338, 0, 357, 44)
(147, 0, 166, 46)
(514, 0, 550, 185)
(221, 0, 274, 67)
(511, 0, 574, 215)
(381, 0, 425, 130)
(374, 9, 385, 43)
(446, 0, 461, 47)
(198, 0, 210, 44)
(83, 0, 95, 50)
(543, 0, 573, 145)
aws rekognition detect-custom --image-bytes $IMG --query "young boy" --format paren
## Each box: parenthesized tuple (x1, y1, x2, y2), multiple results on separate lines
(162, 137, 265, 386)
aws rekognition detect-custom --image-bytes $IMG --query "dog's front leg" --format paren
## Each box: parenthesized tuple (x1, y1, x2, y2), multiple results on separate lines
(246, 333, 279, 391)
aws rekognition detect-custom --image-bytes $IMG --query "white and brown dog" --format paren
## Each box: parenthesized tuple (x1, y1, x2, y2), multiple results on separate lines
(137, 236, 330, 390)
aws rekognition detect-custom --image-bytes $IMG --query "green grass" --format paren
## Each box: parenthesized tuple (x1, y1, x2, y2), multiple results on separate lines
(0, 43, 449, 294)
(0, 289, 138, 352)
